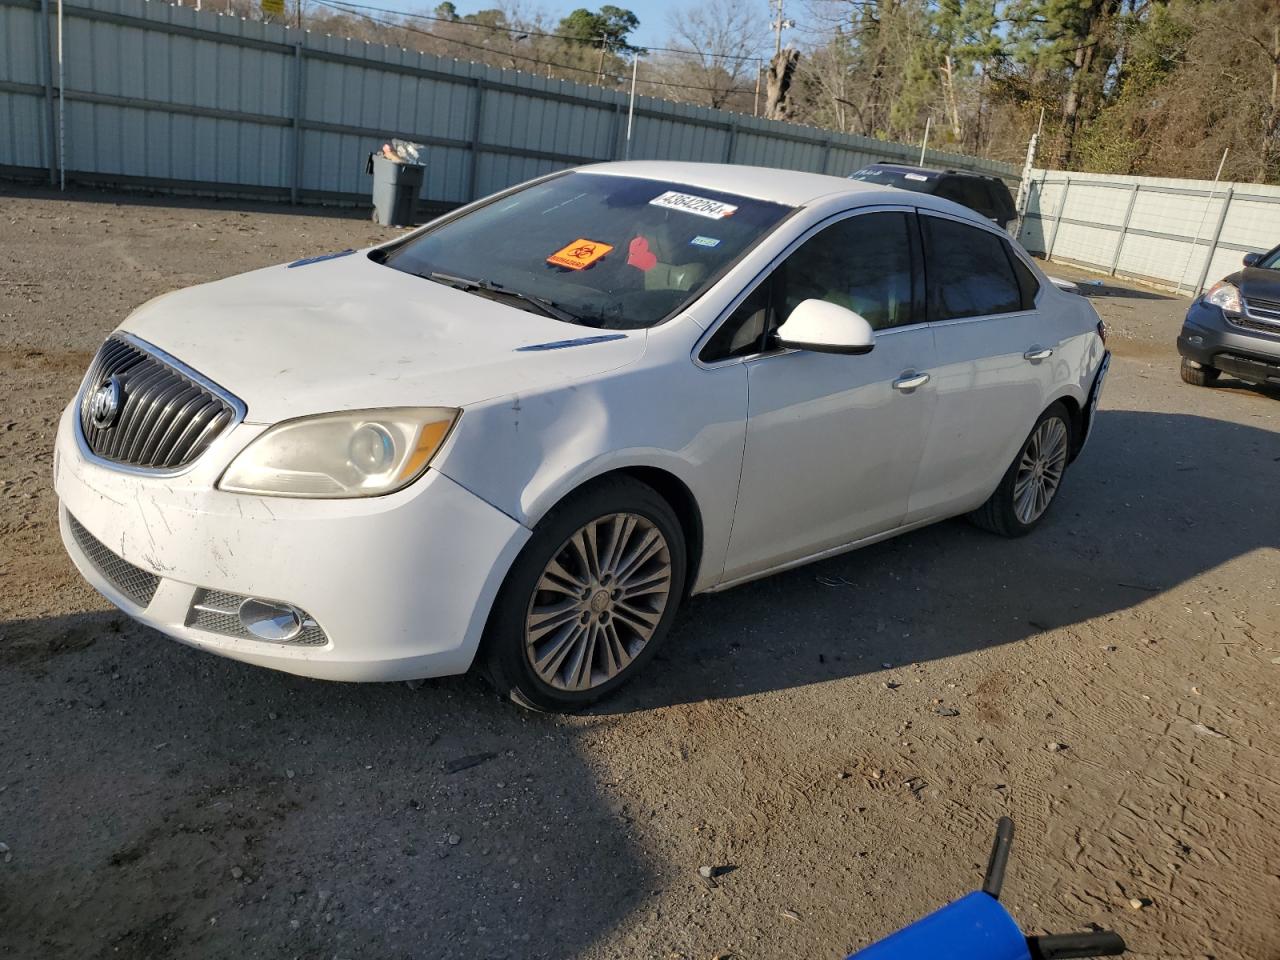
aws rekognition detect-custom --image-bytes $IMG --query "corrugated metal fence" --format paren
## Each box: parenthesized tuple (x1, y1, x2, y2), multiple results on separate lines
(1018, 169, 1279, 295)
(0, 0, 1015, 209)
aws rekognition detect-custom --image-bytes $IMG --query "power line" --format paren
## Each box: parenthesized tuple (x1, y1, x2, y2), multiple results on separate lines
(312, 0, 762, 98)
(317, 0, 770, 63)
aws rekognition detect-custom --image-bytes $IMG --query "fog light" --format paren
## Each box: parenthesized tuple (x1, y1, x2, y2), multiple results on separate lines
(238, 597, 304, 641)
(1187, 336, 1204, 346)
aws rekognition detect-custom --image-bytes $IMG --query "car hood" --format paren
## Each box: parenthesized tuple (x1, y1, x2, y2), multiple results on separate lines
(119, 251, 646, 423)
(1232, 267, 1280, 303)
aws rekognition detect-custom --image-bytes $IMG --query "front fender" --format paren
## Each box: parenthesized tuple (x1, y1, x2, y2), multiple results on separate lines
(434, 359, 748, 594)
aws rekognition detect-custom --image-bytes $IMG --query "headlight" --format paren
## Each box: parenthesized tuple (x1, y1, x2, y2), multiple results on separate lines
(219, 407, 459, 498)
(1204, 281, 1243, 315)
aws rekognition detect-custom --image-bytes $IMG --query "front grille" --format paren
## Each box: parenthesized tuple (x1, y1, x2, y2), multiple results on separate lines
(185, 589, 328, 646)
(1227, 313, 1280, 336)
(67, 512, 160, 608)
(78, 335, 242, 471)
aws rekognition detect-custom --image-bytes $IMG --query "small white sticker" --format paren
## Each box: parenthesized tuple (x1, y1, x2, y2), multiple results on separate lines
(649, 191, 738, 220)
(904, 173, 929, 182)
(689, 235, 721, 248)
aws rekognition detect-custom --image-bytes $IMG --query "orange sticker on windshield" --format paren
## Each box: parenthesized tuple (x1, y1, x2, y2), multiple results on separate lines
(547, 238, 614, 270)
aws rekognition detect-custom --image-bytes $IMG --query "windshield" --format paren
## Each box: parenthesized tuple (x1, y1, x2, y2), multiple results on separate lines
(382, 172, 792, 329)
(849, 168, 937, 195)
(1258, 248, 1280, 270)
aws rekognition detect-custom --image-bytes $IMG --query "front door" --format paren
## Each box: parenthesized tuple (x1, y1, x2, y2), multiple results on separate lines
(710, 208, 938, 583)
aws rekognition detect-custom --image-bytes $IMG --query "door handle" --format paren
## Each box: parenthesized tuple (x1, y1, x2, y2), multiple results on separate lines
(1023, 347, 1054, 362)
(892, 372, 931, 392)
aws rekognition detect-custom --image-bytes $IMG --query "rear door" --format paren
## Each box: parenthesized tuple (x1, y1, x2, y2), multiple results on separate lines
(906, 211, 1056, 522)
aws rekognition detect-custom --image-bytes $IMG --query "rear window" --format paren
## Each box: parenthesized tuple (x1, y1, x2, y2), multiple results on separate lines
(922, 216, 1024, 320)
(383, 172, 791, 330)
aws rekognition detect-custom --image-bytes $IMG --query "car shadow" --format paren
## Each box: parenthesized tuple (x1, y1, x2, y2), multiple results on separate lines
(600, 408, 1279, 713)
(0, 409, 1276, 957)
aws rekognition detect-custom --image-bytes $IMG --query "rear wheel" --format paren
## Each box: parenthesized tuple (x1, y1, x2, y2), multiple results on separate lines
(970, 403, 1072, 538)
(481, 476, 686, 711)
(1180, 357, 1220, 386)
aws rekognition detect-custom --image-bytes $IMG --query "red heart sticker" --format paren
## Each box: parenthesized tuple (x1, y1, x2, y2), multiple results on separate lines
(627, 235, 658, 271)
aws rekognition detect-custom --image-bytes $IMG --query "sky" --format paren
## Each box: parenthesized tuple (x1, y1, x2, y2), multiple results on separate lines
(340, 0, 765, 53)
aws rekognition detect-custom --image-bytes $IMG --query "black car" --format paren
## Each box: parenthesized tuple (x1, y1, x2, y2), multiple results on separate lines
(849, 163, 1018, 229)
(1177, 247, 1280, 389)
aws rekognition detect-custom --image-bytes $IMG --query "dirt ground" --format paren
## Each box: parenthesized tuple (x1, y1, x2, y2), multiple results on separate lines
(1, 185, 1278, 960)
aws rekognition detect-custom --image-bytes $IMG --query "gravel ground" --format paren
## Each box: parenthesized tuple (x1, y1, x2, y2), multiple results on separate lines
(1, 185, 1278, 960)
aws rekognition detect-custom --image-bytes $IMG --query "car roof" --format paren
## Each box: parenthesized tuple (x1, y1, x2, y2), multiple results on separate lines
(577, 161, 889, 207)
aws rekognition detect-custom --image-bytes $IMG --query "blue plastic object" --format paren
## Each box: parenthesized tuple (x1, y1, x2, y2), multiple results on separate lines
(848, 891, 1030, 960)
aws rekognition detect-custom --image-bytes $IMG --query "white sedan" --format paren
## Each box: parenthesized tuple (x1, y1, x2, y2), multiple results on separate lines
(55, 162, 1109, 710)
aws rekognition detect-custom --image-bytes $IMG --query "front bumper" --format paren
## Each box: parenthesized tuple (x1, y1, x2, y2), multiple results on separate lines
(54, 404, 530, 681)
(1177, 301, 1280, 385)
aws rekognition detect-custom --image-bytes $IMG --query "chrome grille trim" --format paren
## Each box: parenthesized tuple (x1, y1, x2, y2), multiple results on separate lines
(67, 512, 160, 608)
(185, 589, 329, 647)
(76, 333, 246, 474)
(1227, 312, 1280, 336)
(1243, 297, 1280, 326)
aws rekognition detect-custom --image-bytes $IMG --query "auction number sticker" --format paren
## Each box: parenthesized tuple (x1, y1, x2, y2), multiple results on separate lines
(547, 238, 614, 270)
(649, 191, 738, 220)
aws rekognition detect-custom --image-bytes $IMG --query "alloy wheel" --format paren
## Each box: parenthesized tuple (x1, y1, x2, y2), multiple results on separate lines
(1013, 417, 1069, 525)
(524, 513, 673, 691)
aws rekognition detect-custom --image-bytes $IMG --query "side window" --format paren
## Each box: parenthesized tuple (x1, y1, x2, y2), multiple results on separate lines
(921, 216, 1024, 320)
(700, 211, 918, 362)
(1006, 246, 1040, 309)
(775, 211, 917, 332)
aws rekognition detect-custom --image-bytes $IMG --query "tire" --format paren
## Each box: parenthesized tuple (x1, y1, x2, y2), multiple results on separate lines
(481, 475, 687, 712)
(970, 402, 1073, 538)
(1180, 357, 1220, 386)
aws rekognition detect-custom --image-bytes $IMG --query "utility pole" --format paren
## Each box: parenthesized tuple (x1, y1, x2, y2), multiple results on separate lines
(771, 0, 793, 58)
(596, 33, 607, 83)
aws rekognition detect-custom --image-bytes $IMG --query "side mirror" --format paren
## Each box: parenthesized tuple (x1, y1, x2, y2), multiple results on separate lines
(1243, 252, 1262, 267)
(775, 299, 875, 355)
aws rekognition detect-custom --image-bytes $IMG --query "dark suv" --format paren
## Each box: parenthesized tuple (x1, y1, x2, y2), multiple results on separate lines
(849, 163, 1018, 229)
(1177, 247, 1280, 389)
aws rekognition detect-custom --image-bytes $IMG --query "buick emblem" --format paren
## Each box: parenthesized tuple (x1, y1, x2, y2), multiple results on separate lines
(90, 376, 123, 429)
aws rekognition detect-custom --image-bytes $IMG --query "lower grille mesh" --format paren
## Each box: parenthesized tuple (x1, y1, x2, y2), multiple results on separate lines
(186, 589, 328, 646)
(67, 513, 160, 608)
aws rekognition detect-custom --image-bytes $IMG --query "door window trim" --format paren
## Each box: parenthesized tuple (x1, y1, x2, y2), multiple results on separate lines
(693, 203, 926, 369)
(915, 208, 1040, 328)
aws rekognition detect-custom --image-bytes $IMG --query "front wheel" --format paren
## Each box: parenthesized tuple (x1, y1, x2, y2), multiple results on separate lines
(970, 403, 1073, 538)
(481, 476, 686, 711)
(1180, 357, 1220, 386)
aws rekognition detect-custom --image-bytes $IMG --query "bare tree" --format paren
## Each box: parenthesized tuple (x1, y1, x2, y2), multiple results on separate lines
(662, 0, 768, 109)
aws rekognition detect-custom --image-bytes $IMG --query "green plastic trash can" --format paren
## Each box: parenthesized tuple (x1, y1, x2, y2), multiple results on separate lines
(367, 153, 424, 227)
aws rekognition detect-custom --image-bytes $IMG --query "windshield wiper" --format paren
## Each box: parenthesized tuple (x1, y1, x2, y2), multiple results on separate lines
(426, 272, 583, 325)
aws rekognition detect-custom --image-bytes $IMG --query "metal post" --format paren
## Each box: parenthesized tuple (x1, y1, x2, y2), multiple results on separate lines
(820, 139, 831, 175)
(1045, 177, 1070, 261)
(918, 116, 931, 166)
(1109, 183, 1139, 276)
(624, 53, 637, 160)
(466, 77, 484, 200)
(724, 122, 737, 163)
(1176, 147, 1229, 294)
(289, 43, 303, 204)
(56, 0, 64, 190)
(1194, 186, 1234, 296)
(39, 0, 56, 185)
